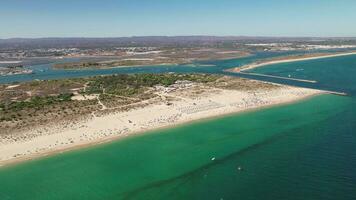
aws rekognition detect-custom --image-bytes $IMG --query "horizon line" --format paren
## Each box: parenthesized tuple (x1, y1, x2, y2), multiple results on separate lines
(1, 35, 356, 40)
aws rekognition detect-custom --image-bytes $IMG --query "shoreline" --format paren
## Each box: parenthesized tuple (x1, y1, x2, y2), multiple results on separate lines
(0, 93, 322, 169)
(52, 62, 180, 71)
(0, 84, 324, 168)
(229, 51, 356, 72)
(52, 52, 252, 71)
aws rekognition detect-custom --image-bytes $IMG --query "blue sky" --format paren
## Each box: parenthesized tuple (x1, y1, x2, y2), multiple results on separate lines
(1, 0, 356, 38)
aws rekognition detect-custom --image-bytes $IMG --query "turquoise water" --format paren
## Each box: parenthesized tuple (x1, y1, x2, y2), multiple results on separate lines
(0, 51, 331, 84)
(249, 54, 356, 94)
(0, 95, 353, 200)
(1, 53, 356, 199)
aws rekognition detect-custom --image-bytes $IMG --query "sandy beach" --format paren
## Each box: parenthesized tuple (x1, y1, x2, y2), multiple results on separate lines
(230, 51, 356, 72)
(0, 81, 323, 167)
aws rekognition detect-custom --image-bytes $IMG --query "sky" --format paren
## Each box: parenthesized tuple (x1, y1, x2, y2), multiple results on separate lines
(1, 0, 356, 38)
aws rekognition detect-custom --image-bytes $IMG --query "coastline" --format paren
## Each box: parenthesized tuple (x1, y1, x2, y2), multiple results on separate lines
(229, 51, 356, 72)
(52, 62, 180, 70)
(52, 52, 251, 70)
(0, 84, 324, 167)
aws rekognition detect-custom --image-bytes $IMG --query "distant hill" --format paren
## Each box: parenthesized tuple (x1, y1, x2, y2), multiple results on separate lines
(1, 36, 356, 50)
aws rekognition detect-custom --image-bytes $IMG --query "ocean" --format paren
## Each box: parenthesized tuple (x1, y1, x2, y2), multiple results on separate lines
(0, 53, 356, 200)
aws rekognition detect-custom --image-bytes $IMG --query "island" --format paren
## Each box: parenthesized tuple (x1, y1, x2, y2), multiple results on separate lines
(0, 65, 33, 76)
(228, 51, 356, 72)
(52, 48, 251, 69)
(0, 73, 323, 165)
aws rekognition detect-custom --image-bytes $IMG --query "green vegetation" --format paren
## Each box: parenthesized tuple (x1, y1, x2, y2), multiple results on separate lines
(85, 73, 219, 96)
(54, 62, 101, 69)
(1, 73, 218, 115)
(0, 73, 278, 136)
(53, 60, 141, 69)
(0, 73, 219, 127)
(1, 93, 73, 112)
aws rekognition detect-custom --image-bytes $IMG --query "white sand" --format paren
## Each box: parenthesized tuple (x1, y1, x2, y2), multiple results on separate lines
(0, 61, 22, 64)
(0, 85, 323, 166)
(123, 58, 155, 61)
(6, 85, 20, 89)
(234, 52, 356, 72)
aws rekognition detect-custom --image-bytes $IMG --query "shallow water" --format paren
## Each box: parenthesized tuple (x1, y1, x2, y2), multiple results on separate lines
(0, 95, 353, 200)
(249, 54, 356, 95)
(1, 53, 356, 200)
